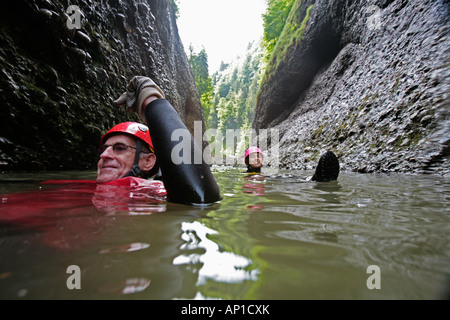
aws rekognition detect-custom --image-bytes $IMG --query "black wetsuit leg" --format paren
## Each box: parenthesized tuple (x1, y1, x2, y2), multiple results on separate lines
(144, 99, 221, 205)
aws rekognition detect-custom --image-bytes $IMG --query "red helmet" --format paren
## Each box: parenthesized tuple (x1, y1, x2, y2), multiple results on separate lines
(99, 122, 154, 152)
(244, 146, 263, 164)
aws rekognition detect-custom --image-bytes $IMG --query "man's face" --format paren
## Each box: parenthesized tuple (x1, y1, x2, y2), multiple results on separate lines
(96, 134, 138, 183)
(248, 152, 263, 168)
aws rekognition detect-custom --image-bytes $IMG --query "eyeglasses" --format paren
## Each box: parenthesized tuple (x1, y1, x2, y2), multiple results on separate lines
(98, 143, 149, 156)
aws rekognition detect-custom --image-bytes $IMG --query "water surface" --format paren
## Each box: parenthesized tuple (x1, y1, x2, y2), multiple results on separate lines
(0, 168, 448, 299)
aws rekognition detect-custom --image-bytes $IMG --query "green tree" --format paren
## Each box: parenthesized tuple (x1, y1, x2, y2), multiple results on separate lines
(188, 46, 215, 128)
(262, 0, 295, 63)
(171, 0, 180, 19)
(210, 41, 264, 160)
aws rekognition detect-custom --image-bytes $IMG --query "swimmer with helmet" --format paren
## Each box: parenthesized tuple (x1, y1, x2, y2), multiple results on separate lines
(244, 146, 264, 174)
(243, 147, 340, 182)
(98, 76, 221, 206)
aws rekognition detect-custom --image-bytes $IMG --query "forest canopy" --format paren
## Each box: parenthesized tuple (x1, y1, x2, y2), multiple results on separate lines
(187, 0, 295, 161)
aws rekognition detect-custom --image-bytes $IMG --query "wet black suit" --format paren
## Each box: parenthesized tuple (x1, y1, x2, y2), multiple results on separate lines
(145, 99, 221, 205)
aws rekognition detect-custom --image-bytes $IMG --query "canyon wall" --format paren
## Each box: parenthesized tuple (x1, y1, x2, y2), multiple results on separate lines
(254, 0, 449, 175)
(0, 0, 202, 171)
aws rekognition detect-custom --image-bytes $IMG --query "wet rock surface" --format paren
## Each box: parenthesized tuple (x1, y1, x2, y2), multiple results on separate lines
(0, 0, 202, 171)
(254, 0, 449, 175)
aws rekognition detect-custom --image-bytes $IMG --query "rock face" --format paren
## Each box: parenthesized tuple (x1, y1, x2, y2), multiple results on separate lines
(254, 0, 449, 175)
(0, 0, 202, 171)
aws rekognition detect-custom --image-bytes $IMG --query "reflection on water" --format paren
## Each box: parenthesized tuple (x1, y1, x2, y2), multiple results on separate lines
(98, 242, 151, 254)
(173, 221, 259, 286)
(0, 169, 448, 299)
(98, 278, 151, 295)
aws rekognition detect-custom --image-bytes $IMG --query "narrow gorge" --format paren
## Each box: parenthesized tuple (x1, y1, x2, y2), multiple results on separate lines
(0, 0, 448, 176)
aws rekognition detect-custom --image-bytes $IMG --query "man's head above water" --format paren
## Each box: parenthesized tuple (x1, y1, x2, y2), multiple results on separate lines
(96, 122, 158, 183)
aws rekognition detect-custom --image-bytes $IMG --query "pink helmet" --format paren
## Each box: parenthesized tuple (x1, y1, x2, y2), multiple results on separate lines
(244, 147, 263, 164)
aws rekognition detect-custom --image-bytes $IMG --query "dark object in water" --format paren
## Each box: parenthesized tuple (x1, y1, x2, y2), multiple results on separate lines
(311, 151, 340, 182)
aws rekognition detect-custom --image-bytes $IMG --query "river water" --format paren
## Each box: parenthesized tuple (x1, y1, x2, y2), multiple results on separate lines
(0, 168, 448, 300)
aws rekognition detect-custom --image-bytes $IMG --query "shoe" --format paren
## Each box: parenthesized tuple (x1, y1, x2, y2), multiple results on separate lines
(311, 151, 340, 182)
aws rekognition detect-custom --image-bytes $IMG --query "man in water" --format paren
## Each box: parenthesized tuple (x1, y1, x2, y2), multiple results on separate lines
(99, 76, 221, 206)
(96, 121, 158, 183)
(99, 75, 338, 207)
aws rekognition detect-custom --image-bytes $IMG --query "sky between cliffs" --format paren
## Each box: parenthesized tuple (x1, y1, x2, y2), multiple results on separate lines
(177, 0, 267, 74)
